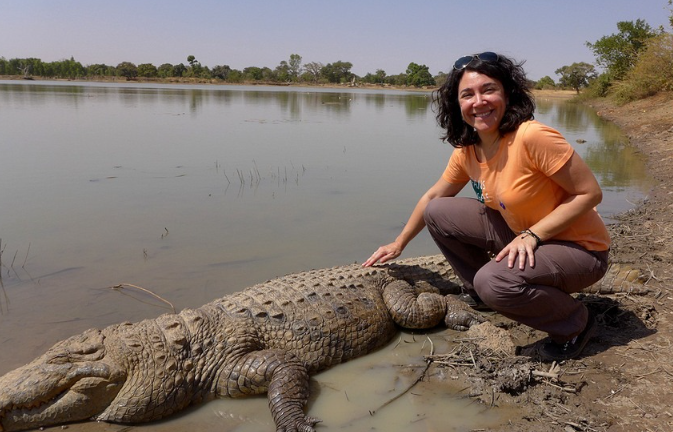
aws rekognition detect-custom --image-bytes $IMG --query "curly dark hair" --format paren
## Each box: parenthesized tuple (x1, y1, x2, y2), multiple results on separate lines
(434, 53, 535, 147)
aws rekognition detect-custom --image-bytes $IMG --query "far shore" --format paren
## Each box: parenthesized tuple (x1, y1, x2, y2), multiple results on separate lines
(0, 75, 576, 99)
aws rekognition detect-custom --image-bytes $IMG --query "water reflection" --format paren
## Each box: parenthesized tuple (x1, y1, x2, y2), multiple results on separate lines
(537, 98, 594, 133)
(536, 98, 650, 215)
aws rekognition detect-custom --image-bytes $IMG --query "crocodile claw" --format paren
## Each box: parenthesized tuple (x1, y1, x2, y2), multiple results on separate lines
(277, 416, 321, 432)
(444, 296, 486, 331)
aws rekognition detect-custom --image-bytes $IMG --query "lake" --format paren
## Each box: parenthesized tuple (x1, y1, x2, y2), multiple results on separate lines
(0, 80, 651, 431)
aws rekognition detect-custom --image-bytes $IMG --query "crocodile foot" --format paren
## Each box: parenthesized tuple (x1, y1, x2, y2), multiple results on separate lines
(276, 416, 321, 432)
(444, 296, 486, 331)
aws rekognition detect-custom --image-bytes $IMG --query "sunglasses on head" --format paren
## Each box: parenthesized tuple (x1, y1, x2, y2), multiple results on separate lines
(453, 51, 499, 70)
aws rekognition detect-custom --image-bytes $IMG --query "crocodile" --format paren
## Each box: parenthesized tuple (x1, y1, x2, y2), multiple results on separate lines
(0, 255, 483, 432)
(581, 262, 651, 295)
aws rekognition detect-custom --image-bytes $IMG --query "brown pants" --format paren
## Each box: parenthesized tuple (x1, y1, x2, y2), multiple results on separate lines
(424, 197, 609, 342)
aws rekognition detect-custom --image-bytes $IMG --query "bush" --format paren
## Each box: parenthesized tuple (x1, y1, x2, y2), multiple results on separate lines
(584, 74, 613, 98)
(612, 33, 673, 103)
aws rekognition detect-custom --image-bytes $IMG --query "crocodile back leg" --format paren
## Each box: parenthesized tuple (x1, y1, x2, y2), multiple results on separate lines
(217, 349, 320, 432)
(382, 280, 447, 329)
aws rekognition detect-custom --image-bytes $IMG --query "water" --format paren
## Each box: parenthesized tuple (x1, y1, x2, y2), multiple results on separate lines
(0, 81, 650, 431)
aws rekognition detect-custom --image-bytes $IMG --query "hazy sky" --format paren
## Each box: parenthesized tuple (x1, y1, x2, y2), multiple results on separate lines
(2, 0, 671, 81)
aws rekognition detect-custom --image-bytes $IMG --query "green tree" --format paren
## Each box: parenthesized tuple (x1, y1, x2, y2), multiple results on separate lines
(288, 54, 302, 81)
(227, 69, 244, 83)
(211, 64, 231, 80)
(363, 69, 387, 84)
(7, 58, 21, 75)
(173, 63, 187, 77)
(321, 61, 353, 84)
(18, 58, 45, 77)
(434, 71, 449, 87)
(259, 67, 274, 81)
(386, 73, 408, 87)
(555, 62, 597, 93)
(274, 61, 290, 82)
(586, 19, 658, 80)
(157, 63, 174, 78)
(186, 55, 203, 77)
(137, 63, 158, 78)
(613, 33, 673, 102)
(405, 62, 435, 87)
(116, 61, 138, 80)
(199, 65, 212, 79)
(303, 61, 323, 83)
(535, 76, 556, 90)
(243, 66, 264, 80)
(87, 63, 113, 77)
(41, 62, 57, 77)
(51, 57, 85, 79)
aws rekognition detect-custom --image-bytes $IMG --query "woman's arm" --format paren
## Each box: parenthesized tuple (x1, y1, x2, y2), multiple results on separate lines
(496, 151, 603, 269)
(362, 177, 465, 267)
(531, 151, 603, 239)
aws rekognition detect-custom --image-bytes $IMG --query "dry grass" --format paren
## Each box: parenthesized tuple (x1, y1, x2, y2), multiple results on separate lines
(612, 33, 673, 104)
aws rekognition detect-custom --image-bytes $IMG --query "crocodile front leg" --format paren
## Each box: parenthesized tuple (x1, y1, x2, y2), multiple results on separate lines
(218, 350, 319, 432)
(444, 296, 485, 331)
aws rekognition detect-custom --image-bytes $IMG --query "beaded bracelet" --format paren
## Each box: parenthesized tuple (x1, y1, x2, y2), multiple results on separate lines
(520, 229, 542, 246)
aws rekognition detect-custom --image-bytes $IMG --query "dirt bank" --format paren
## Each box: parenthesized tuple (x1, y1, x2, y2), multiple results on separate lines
(435, 92, 673, 432)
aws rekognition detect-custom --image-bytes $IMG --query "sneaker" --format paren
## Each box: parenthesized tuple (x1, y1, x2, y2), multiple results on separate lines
(540, 314, 597, 361)
(457, 293, 492, 312)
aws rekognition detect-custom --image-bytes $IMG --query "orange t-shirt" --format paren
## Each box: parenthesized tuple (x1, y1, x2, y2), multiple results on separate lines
(442, 120, 610, 251)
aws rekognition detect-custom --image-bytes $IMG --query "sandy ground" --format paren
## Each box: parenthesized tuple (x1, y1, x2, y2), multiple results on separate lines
(435, 91, 673, 432)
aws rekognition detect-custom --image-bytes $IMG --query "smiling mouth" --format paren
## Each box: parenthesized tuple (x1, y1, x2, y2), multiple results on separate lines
(474, 110, 494, 119)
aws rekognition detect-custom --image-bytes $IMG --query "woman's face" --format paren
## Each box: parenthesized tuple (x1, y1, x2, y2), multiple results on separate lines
(458, 71, 508, 136)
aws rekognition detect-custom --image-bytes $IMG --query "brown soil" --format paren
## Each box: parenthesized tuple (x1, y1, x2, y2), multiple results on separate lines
(430, 91, 673, 432)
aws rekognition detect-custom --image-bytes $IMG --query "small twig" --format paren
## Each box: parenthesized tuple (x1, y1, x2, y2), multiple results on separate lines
(10, 250, 18, 269)
(604, 386, 624, 400)
(628, 397, 647, 414)
(469, 349, 477, 369)
(111, 283, 176, 313)
(543, 381, 578, 393)
(532, 370, 560, 380)
(22, 243, 31, 268)
(532, 361, 561, 380)
(369, 361, 431, 415)
(426, 335, 435, 356)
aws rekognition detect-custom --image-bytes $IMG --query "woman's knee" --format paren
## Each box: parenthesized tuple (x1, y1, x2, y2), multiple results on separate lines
(423, 197, 447, 225)
(473, 266, 521, 307)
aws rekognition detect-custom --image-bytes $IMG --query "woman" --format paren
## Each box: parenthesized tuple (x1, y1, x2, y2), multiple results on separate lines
(363, 52, 610, 361)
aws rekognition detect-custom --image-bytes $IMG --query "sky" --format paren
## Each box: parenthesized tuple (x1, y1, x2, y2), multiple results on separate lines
(1, 0, 671, 81)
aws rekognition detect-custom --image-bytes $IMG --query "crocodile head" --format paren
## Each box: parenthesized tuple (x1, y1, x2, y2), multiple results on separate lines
(0, 329, 126, 432)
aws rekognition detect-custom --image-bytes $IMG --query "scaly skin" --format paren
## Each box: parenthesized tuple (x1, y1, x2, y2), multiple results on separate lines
(0, 255, 479, 432)
(581, 262, 650, 295)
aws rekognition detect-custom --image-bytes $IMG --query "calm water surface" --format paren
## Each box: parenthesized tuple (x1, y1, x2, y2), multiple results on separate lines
(0, 81, 650, 431)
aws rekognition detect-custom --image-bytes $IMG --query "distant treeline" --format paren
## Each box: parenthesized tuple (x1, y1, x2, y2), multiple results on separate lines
(4, 12, 672, 101)
(0, 54, 443, 88)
